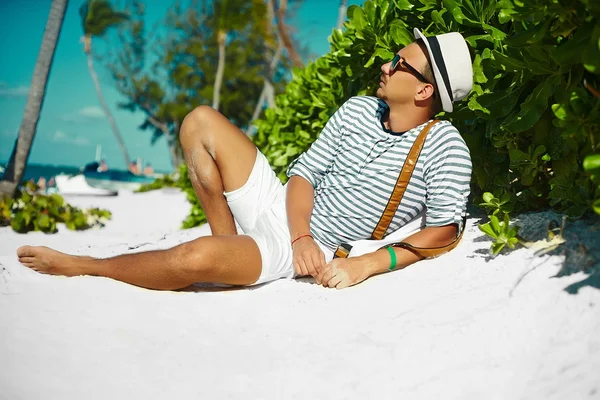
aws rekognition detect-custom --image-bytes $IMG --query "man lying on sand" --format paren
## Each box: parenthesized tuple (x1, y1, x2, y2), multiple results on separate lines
(17, 29, 473, 290)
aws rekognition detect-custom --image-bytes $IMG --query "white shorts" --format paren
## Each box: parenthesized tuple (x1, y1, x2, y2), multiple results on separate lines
(224, 150, 330, 285)
(224, 149, 425, 286)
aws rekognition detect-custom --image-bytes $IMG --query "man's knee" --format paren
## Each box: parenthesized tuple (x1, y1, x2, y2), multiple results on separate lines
(174, 241, 218, 277)
(180, 105, 219, 150)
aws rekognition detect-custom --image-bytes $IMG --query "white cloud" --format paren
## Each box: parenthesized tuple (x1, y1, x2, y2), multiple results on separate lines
(52, 130, 89, 146)
(61, 106, 105, 123)
(53, 130, 67, 140)
(73, 137, 90, 146)
(78, 106, 104, 119)
(0, 82, 30, 97)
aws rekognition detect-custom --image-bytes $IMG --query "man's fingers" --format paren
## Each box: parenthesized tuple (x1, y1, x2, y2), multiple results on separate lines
(335, 279, 349, 290)
(320, 268, 336, 287)
(327, 274, 343, 288)
(306, 261, 318, 278)
(297, 259, 308, 276)
(311, 252, 324, 275)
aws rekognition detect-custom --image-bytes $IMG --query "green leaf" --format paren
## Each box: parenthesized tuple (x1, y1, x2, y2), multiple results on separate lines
(491, 50, 527, 72)
(482, 23, 508, 41)
(551, 103, 569, 120)
(431, 10, 447, 29)
(583, 26, 600, 73)
(475, 86, 524, 119)
(491, 242, 505, 255)
(507, 19, 551, 47)
(592, 198, 600, 215)
(482, 192, 494, 203)
(393, 0, 413, 11)
(583, 154, 600, 171)
(479, 222, 498, 238)
(389, 21, 412, 45)
(352, 6, 367, 31)
(373, 48, 394, 61)
(552, 22, 595, 65)
(22, 210, 32, 226)
(443, 0, 478, 25)
(490, 215, 501, 234)
(503, 76, 559, 133)
(37, 214, 50, 229)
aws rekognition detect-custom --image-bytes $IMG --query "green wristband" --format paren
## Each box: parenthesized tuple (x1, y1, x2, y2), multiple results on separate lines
(386, 246, 397, 271)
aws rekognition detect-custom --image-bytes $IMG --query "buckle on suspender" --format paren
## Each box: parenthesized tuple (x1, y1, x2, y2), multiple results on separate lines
(333, 243, 353, 259)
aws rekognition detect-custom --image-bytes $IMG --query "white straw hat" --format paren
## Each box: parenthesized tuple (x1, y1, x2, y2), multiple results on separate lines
(413, 28, 473, 113)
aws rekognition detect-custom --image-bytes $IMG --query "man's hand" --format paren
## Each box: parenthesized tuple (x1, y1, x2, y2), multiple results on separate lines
(316, 257, 368, 289)
(292, 236, 325, 277)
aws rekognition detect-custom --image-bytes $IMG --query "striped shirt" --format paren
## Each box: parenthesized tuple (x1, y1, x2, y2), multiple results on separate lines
(286, 96, 472, 250)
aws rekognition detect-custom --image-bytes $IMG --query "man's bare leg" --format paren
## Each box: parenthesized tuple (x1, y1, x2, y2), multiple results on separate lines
(17, 234, 261, 290)
(17, 106, 265, 289)
(179, 106, 259, 235)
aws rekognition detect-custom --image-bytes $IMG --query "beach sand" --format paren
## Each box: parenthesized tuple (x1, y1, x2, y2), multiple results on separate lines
(1, 189, 599, 399)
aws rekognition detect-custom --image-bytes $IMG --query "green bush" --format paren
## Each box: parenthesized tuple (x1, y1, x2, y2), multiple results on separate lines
(174, 0, 599, 242)
(0, 182, 112, 233)
(254, 0, 599, 216)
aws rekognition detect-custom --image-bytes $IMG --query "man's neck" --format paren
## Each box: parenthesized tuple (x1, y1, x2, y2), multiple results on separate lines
(384, 103, 431, 133)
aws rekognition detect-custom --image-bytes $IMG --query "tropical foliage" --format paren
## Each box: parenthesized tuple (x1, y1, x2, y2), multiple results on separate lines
(102, 0, 293, 167)
(250, 0, 599, 254)
(0, 182, 112, 233)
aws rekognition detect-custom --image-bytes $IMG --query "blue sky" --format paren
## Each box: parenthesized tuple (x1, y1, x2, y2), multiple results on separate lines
(0, 0, 362, 172)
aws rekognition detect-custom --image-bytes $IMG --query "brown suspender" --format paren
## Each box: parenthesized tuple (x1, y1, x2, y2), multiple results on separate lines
(372, 119, 439, 240)
(333, 119, 465, 260)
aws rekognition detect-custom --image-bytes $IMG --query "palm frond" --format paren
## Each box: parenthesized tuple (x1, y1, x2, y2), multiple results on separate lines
(80, 0, 129, 36)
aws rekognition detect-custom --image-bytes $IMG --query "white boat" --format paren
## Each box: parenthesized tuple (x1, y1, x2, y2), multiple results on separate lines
(79, 145, 156, 192)
(55, 174, 118, 196)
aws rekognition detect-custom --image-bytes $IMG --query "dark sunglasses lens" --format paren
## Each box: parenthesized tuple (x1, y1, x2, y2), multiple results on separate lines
(391, 54, 400, 69)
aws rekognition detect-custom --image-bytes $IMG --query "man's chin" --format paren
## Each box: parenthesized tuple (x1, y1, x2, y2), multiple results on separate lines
(375, 88, 386, 101)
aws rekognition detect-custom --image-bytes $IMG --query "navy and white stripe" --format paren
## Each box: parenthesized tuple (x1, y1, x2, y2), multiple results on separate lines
(286, 96, 472, 250)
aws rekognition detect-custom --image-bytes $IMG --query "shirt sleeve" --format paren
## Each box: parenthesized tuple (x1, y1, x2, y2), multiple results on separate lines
(286, 101, 347, 188)
(423, 124, 472, 230)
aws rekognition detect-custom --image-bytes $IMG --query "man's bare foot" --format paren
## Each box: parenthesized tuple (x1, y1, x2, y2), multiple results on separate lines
(17, 246, 92, 277)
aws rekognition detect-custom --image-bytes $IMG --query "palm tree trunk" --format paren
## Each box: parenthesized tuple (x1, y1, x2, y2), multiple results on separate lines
(275, 0, 303, 68)
(84, 36, 131, 167)
(336, 0, 348, 30)
(245, 42, 283, 135)
(212, 30, 227, 111)
(0, 0, 68, 198)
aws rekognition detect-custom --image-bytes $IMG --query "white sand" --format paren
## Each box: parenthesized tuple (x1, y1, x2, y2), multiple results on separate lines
(1, 189, 599, 399)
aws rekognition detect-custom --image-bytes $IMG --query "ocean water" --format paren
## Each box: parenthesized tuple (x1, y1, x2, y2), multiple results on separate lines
(0, 162, 168, 184)
(1, 163, 92, 183)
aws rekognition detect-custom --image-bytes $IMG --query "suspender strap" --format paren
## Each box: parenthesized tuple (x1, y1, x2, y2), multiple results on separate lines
(371, 119, 440, 240)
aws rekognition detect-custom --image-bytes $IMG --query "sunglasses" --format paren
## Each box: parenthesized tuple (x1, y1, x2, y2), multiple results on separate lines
(390, 54, 431, 85)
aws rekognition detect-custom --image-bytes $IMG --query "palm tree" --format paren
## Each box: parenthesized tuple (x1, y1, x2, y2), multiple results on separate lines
(337, 0, 348, 30)
(0, 0, 69, 198)
(246, 0, 283, 135)
(211, 0, 267, 111)
(79, 0, 131, 167)
(274, 0, 303, 68)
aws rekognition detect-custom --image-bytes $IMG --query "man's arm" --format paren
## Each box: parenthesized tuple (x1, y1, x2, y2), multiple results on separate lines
(285, 101, 349, 277)
(316, 224, 458, 289)
(286, 176, 327, 278)
(286, 175, 315, 241)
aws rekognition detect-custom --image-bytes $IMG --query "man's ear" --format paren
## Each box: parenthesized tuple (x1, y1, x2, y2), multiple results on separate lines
(415, 83, 435, 101)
